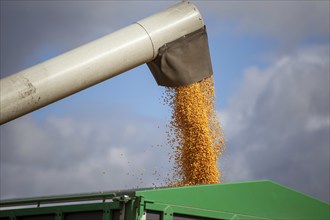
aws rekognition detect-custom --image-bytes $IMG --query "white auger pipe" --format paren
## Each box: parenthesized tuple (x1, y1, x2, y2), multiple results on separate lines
(0, 2, 204, 125)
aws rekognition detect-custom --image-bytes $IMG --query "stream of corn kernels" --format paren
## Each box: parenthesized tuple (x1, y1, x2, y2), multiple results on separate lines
(164, 76, 225, 186)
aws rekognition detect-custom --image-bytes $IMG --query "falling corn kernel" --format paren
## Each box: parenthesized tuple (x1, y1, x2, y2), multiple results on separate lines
(164, 76, 225, 186)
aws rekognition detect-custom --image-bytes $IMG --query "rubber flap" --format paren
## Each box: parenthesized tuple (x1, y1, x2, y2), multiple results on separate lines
(147, 27, 213, 87)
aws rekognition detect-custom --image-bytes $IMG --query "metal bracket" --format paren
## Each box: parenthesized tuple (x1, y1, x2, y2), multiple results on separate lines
(163, 206, 174, 220)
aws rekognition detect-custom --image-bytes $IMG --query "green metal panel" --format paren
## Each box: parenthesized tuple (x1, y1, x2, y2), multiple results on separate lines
(0, 202, 121, 220)
(136, 180, 330, 220)
(1, 181, 329, 220)
(0, 192, 117, 208)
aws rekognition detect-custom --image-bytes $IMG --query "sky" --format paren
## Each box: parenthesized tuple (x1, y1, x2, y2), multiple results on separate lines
(0, 1, 329, 203)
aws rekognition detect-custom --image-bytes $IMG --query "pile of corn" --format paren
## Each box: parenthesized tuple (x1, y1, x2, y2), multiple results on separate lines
(164, 76, 225, 186)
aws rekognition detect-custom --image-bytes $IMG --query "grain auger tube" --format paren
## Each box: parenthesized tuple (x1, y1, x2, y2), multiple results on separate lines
(0, 1, 213, 125)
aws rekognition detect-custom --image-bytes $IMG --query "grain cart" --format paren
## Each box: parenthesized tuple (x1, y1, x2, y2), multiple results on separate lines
(1, 2, 329, 220)
(1, 181, 329, 219)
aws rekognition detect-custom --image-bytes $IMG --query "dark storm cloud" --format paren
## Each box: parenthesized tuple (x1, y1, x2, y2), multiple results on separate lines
(221, 45, 330, 202)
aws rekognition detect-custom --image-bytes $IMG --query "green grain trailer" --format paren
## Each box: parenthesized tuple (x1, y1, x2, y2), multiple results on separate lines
(1, 180, 329, 220)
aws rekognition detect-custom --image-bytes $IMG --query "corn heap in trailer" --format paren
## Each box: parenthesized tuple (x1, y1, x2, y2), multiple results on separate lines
(0, 2, 329, 220)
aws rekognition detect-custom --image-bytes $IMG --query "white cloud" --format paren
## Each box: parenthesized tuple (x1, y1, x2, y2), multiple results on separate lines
(0, 110, 171, 199)
(220, 44, 330, 202)
(198, 1, 329, 49)
(305, 116, 330, 132)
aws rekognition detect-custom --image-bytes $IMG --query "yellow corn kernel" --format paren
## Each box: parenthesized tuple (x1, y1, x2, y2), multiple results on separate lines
(164, 76, 225, 186)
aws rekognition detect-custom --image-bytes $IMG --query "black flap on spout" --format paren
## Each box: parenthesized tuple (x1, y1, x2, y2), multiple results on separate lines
(147, 26, 213, 87)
